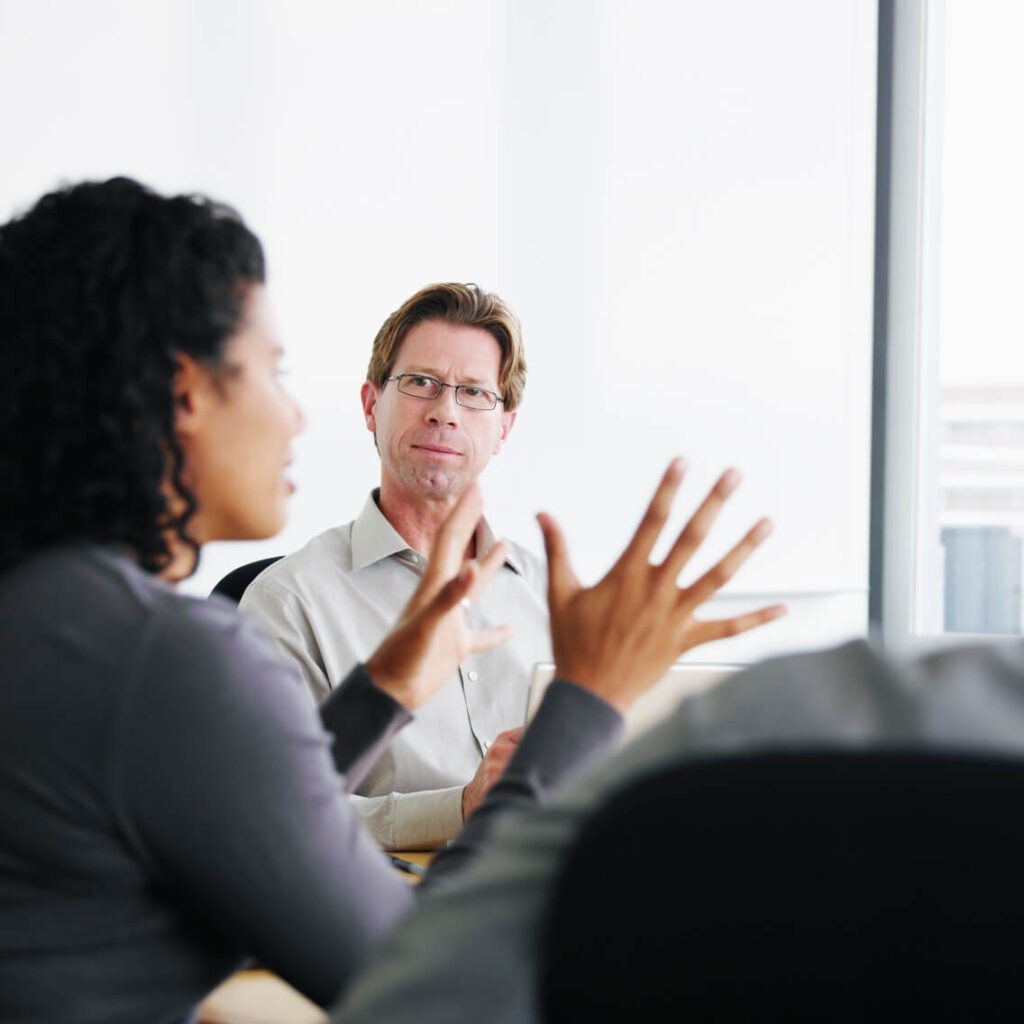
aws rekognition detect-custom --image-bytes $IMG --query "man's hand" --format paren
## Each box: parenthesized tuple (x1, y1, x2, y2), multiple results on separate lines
(366, 484, 512, 711)
(461, 727, 523, 819)
(538, 458, 785, 713)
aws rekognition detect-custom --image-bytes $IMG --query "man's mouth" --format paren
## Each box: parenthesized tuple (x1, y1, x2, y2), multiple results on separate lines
(413, 444, 461, 456)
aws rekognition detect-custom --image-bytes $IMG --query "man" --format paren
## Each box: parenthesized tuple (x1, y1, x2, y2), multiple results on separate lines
(332, 634, 1024, 1023)
(241, 283, 550, 851)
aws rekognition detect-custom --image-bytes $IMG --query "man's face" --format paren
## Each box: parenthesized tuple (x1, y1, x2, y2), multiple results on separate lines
(361, 319, 516, 504)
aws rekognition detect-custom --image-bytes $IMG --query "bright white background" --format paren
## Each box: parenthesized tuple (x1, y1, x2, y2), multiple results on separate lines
(0, 0, 877, 662)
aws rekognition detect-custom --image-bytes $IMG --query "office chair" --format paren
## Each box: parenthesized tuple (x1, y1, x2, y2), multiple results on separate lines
(210, 555, 283, 603)
(539, 749, 1024, 1021)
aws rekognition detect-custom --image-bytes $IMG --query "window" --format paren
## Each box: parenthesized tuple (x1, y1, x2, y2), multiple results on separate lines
(875, 0, 1024, 643)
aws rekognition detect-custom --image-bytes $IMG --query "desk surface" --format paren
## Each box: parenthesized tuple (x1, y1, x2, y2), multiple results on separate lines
(197, 851, 434, 1024)
(198, 970, 328, 1024)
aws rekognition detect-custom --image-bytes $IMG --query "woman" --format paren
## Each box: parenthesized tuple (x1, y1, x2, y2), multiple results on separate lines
(0, 177, 531, 1021)
(0, 177, 780, 1022)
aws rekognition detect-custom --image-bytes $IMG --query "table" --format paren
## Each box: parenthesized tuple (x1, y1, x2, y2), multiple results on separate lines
(197, 851, 434, 1024)
(198, 970, 328, 1024)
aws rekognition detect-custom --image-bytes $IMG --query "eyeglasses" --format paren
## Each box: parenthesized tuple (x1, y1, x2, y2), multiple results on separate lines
(384, 374, 504, 411)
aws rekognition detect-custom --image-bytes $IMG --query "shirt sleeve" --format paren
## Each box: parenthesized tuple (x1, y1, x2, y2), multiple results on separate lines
(349, 787, 465, 852)
(107, 604, 416, 1009)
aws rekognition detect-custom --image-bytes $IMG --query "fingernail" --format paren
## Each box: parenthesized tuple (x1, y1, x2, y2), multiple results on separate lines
(753, 517, 773, 540)
(722, 468, 741, 490)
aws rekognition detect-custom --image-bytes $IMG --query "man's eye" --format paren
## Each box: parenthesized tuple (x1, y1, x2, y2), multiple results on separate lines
(461, 387, 484, 399)
(409, 376, 434, 387)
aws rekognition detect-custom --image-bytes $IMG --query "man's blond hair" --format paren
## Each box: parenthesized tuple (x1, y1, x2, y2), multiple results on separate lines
(367, 283, 526, 410)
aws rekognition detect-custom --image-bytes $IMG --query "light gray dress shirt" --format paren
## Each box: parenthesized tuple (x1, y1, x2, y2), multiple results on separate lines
(332, 637, 1024, 1024)
(239, 491, 551, 851)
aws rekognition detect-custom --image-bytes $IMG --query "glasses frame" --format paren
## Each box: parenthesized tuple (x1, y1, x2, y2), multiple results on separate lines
(384, 373, 505, 411)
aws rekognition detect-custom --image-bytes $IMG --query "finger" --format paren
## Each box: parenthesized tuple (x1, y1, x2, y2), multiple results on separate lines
(489, 727, 523, 754)
(660, 467, 741, 582)
(610, 457, 687, 574)
(463, 540, 508, 605)
(425, 563, 477, 621)
(466, 624, 514, 655)
(678, 516, 774, 609)
(426, 483, 484, 582)
(537, 512, 580, 607)
(685, 603, 787, 648)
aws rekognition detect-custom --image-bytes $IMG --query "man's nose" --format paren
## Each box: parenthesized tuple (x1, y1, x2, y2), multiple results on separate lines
(426, 383, 461, 425)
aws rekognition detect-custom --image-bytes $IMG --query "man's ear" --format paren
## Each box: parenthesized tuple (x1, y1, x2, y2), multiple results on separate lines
(360, 380, 381, 433)
(173, 353, 210, 438)
(494, 409, 517, 453)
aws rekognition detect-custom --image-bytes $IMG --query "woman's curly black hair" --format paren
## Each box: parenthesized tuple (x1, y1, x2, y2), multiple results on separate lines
(0, 176, 265, 574)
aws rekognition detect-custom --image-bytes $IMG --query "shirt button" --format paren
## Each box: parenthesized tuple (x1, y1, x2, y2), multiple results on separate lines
(467, 670, 479, 682)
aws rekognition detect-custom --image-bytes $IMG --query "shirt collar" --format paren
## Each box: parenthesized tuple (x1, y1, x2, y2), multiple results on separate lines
(350, 489, 525, 577)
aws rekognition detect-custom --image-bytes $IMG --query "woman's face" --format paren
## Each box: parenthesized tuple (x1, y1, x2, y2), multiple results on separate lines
(176, 285, 305, 544)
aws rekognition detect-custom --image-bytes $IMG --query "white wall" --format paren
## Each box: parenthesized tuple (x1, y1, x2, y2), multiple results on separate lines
(0, 0, 877, 661)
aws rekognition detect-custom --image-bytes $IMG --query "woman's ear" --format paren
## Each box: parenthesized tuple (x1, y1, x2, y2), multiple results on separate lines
(173, 353, 208, 438)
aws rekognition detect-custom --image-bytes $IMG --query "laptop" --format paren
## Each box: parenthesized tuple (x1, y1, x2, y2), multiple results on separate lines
(525, 661, 738, 742)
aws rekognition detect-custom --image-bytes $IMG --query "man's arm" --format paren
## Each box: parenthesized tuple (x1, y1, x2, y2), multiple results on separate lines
(344, 726, 524, 851)
(349, 789, 465, 851)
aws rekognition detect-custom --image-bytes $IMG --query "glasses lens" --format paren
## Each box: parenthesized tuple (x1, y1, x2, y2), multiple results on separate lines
(398, 375, 442, 399)
(456, 386, 497, 410)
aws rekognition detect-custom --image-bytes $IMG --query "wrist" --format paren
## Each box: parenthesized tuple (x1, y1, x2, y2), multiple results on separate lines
(553, 664, 632, 714)
(365, 652, 417, 711)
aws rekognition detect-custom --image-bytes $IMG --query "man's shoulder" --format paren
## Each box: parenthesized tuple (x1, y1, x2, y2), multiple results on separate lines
(241, 522, 357, 601)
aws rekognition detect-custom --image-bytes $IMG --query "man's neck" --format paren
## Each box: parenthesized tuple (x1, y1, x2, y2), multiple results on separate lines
(376, 485, 475, 559)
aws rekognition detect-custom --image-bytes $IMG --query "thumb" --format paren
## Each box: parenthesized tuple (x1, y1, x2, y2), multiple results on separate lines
(537, 512, 579, 607)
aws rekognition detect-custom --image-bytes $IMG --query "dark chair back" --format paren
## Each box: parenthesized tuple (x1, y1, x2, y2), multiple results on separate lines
(210, 555, 283, 603)
(540, 749, 1024, 1021)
